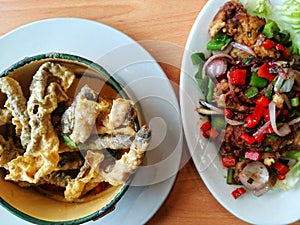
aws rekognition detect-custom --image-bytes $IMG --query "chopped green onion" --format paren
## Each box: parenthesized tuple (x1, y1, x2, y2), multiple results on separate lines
(245, 86, 258, 98)
(247, 178, 254, 184)
(265, 90, 273, 100)
(243, 55, 254, 64)
(226, 168, 235, 185)
(264, 146, 272, 152)
(291, 97, 299, 107)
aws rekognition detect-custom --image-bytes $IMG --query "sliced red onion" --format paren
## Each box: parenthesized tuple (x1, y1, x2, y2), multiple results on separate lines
(196, 107, 223, 115)
(253, 121, 271, 138)
(288, 117, 300, 125)
(231, 42, 256, 56)
(273, 75, 284, 92)
(202, 54, 234, 79)
(225, 118, 244, 126)
(212, 44, 233, 55)
(269, 102, 291, 136)
(239, 161, 269, 191)
(281, 77, 295, 93)
(199, 99, 224, 114)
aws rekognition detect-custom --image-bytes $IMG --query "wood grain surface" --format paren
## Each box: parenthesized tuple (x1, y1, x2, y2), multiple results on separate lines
(0, 0, 299, 224)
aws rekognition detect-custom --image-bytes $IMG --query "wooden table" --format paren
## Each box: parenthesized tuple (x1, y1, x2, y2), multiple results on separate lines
(0, 1, 299, 224)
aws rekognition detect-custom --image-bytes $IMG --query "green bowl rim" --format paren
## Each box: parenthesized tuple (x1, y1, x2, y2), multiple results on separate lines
(0, 52, 133, 224)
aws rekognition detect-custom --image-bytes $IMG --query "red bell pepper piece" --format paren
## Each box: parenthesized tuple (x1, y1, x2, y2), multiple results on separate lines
(229, 69, 247, 85)
(257, 63, 276, 82)
(224, 108, 233, 119)
(256, 96, 270, 107)
(244, 115, 259, 128)
(205, 128, 219, 139)
(200, 121, 211, 132)
(263, 108, 270, 121)
(240, 133, 256, 145)
(265, 124, 274, 133)
(252, 105, 264, 121)
(254, 133, 265, 143)
(222, 155, 237, 167)
(273, 161, 290, 175)
(245, 150, 262, 161)
(277, 174, 286, 180)
(232, 187, 246, 199)
(262, 39, 276, 50)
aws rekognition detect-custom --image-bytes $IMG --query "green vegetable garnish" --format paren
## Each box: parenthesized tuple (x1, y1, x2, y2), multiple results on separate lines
(211, 116, 227, 131)
(250, 72, 268, 88)
(245, 86, 259, 98)
(246, 0, 300, 54)
(62, 135, 78, 150)
(206, 33, 231, 51)
(191, 52, 205, 65)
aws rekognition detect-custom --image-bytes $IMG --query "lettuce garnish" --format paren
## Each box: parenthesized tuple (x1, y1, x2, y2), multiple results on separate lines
(246, 0, 300, 54)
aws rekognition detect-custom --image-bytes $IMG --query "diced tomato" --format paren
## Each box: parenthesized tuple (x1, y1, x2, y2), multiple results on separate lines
(240, 133, 256, 145)
(257, 63, 276, 82)
(273, 161, 290, 175)
(232, 187, 246, 199)
(222, 155, 237, 167)
(229, 69, 247, 85)
(256, 96, 270, 107)
(245, 150, 262, 161)
(262, 39, 276, 50)
(224, 108, 233, 119)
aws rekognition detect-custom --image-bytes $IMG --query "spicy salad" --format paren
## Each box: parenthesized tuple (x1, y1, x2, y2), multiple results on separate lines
(193, 0, 300, 199)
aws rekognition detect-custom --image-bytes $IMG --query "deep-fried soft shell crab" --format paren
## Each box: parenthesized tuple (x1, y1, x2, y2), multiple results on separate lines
(0, 61, 151, 202)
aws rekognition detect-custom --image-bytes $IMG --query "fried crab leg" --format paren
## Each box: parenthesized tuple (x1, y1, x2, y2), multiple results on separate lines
(99, 125, 151, 186)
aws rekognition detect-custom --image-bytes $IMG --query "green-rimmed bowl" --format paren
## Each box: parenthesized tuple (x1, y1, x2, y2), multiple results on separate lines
(0, 52, 135, 224)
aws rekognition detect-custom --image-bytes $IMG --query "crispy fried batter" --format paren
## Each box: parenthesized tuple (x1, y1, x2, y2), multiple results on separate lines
(5, 62, 75, 183)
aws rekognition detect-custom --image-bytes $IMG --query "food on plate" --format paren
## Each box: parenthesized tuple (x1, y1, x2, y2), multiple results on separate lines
(193, 0, 300, 198)
(0, 61, 151, 202)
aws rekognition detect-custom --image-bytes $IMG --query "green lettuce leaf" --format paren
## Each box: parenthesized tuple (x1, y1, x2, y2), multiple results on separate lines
(275, 150, 300, 190)
(246, 0, 300, 54)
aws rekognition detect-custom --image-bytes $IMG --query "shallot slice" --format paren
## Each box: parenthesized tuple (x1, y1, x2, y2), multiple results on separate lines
(269, 102, 291, 136)
(238, 161, 269, 192)
(231, 42, 256, 56)
(202, 54, 234, 79)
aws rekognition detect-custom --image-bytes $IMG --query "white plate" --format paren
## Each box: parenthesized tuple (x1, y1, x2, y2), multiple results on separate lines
(180, 0, 300, 224)
(0, 18, 183, 225)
